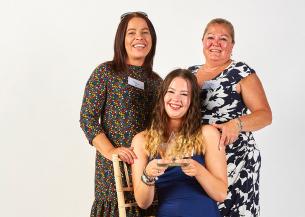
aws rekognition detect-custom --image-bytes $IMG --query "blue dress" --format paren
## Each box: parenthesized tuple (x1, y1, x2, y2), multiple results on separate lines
(155, 155, 220, 217)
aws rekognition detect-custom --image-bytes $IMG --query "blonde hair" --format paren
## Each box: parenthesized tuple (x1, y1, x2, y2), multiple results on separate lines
(203, 18, 235, 44)
(144, 125, 205, 159)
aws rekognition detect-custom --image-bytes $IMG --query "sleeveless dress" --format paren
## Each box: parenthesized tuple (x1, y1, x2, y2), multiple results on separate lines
(189, 61, 260, 217)
(155, 155, 220, 217)
(80, 62, 162, 217)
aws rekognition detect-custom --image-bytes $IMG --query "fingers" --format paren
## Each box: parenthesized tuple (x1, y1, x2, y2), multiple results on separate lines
(214, 121, 240, 147)
(117, 151, 131, 164)
(146, 160, 167, 177)
(181, 165, 196, 176)
(212, 123, 222, 130)
(219, 133, 226, 147)
(117, 147, 137, 164)
(154, 167, 166, 177)
(128, 147, 137, 159)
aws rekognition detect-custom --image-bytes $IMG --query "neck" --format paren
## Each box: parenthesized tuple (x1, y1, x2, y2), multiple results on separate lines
(168, 119, 181, 134)
(204, 59, 232, 71)
(126, 58, 145, 66)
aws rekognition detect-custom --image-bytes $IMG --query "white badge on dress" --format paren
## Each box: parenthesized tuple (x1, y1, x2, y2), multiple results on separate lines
(128, 76, 144, 90)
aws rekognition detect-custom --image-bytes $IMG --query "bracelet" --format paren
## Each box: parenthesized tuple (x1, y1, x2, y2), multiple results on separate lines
(236, 117, 243, 132)
(141, 167, 157, 186)
(141, 174, 156, 186)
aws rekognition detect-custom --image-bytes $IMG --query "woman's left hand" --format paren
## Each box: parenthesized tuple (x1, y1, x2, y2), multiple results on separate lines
(181, 159, 201, 177)
(212, 119, 240, 148)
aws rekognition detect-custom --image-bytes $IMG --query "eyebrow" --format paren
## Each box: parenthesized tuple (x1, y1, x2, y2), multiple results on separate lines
(207, 33, 229, 37)
(126, 27, 149, 31)
(168, 87, 189, 93)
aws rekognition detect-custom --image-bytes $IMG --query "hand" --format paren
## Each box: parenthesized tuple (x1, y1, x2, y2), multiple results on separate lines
(181, 159, 201, 177)
(110, 147, 137, 164)
(145, 159, 168, 177)
(212, 119, 240, 148)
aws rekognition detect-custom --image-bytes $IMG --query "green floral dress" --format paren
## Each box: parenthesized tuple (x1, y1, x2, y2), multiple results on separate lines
(80, 62, 162, 217)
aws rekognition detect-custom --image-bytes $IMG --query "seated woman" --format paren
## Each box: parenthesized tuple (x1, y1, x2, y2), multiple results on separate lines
(131, 68, 228, 217)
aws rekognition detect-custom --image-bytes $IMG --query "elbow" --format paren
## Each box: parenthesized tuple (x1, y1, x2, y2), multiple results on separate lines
(215, 190, 227, 203)
(134, 193, 153, 209)
(267, 112, 273, 126)
(137, 201, 151, 209)
(265, 110, 272, 126)
(213, 183, 228, 202)
(135, 197, 152, 209)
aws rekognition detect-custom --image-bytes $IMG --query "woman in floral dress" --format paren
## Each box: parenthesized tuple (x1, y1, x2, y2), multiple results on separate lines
(80, 12, 162, 217)
(189, 18, 272, 217)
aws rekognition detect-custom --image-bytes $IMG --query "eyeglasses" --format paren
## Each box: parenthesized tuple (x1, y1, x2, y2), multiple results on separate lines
(120, 11, 148, 20)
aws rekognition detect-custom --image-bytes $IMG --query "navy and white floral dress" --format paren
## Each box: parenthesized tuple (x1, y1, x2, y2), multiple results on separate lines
(189, 61, 261, 217)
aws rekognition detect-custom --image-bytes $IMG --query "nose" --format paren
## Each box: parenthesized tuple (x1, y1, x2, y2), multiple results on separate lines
(211, 37, 219, 45)
(171, 93, 181, 101)
(135, 31, 143, 40)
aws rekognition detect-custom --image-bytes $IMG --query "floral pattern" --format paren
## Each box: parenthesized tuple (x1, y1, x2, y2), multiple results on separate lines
(80, 62, 162, 217)
(189, 61, 260, 217)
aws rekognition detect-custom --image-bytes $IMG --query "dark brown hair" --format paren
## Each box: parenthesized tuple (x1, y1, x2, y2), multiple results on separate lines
(203, 18, 235, 44)
(111, 12, 157, 72)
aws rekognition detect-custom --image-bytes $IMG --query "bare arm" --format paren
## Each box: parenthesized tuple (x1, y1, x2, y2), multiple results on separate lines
(131, 132, 155, 209)
(213, 73, 272, 146)
(239, 73, 272, 131)
(182, 125, 228, 202)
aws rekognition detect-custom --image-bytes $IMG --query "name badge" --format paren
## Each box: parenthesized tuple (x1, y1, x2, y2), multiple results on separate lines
(128, 76, 144, 90)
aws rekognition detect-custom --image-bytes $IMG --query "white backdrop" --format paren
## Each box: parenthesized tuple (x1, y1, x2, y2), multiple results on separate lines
(1, 0, 304, 216)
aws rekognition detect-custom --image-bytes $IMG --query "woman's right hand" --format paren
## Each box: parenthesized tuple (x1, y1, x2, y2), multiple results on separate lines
(109, 147, 137, 164)
(145, 159, 167, 177)
(212, 119, 240, 148)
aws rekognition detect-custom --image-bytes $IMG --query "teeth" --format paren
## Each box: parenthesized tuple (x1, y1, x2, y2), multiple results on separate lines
(169, 103, 181, 109)
(134, 44, 145, 48)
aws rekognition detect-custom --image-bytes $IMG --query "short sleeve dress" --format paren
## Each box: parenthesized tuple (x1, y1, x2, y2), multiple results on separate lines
(189, 61, 261, 217)
(80, 62, 162, 217)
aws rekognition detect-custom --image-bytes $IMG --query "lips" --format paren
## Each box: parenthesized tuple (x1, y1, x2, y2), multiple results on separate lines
(169, 103, 182, 110)
(133, 43, 146, 48)
(210, 49, 221, 52)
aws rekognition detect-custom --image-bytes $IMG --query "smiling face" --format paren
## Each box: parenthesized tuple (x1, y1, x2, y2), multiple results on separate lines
(202, 23, 234, 64)
(164, 77, 191, 122)
(124, 17, 152, 66)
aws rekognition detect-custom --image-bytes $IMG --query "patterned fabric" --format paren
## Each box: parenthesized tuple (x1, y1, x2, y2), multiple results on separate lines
(189, 61, 260, 217)
(80, 62, 162, 217)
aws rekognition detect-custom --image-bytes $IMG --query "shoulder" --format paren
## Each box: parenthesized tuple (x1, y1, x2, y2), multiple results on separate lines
(95, 61, 114, 74)
(150, 71, 163, 82)
(201, 125, 220, 147)
(132, 131, 150, 156)
(148, 71, 163, 89)
(188, 65, 202, 75)
(89, 61, 112, 78)
(132, 131, 146, 148)
(202, 124, 220, 138)
(231, 60, 256, 77)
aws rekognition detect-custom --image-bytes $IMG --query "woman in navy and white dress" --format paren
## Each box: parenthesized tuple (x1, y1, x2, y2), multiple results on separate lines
(189, 18, 272, 217)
